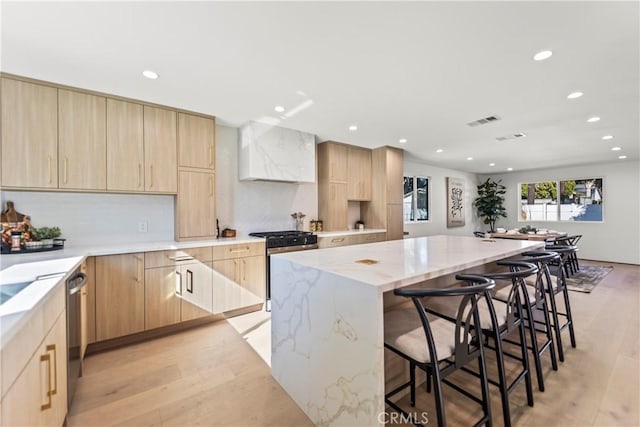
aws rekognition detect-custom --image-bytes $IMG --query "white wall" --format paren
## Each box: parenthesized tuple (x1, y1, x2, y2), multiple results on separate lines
(0, 191, 174, 246)
(403, 158, 482, 238)
(481, 161, 640, 265)
(215, 124, 318, 233)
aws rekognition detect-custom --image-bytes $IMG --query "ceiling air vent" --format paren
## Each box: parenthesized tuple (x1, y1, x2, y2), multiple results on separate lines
(496, 132, 527, 141)
(466, 115, 501, 127)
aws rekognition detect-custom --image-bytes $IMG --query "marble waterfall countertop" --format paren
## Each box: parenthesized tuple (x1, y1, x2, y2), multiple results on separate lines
(270, 235, 544, 426)
(272, 234, 544, 293)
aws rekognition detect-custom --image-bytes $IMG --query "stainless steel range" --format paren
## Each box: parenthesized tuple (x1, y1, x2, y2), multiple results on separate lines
(249, 230, 318, 310)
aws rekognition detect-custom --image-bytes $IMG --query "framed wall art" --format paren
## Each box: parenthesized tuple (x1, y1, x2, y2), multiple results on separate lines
(446, 177, 465, 227)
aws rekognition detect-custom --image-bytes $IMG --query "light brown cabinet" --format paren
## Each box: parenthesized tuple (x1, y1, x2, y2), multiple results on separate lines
(106, 99, 144, 192)
(58, 89, 107, 190)
(317, 232, 386, 249)
(1, 311, 67, 427)
(95, 253, 145, 341)
(212, 254, 264, 313)
(143, 106, 178, 193)
(361, 146, 404, 240)
(318, 142, 347, 183)
(178, 113, 215, 170)
(347, 146, 372, 201)
(81, 257, 96, 356)
(1, 78, 58, 188)
(144, 266, 181, 329)
(176, 170, 216, 240)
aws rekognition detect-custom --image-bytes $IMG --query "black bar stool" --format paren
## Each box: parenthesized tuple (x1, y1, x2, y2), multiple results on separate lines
(384, 275, 495, 427)
(541, 244, 578, 362)
(494, 251, 559, 392)
(425, 261, 537, 427)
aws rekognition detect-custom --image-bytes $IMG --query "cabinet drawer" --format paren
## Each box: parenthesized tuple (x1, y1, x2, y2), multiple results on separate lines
(145, 246, 213, 268)
(318, 236, 349, 249)
(358, 232, 386, 244)
(212, 242, 264, 260)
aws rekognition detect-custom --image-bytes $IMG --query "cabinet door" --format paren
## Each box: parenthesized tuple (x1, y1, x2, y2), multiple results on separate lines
(318, 142, 347, 183)
(176, 170, 216, 239)
(239, 255, 266, 305)
(180, 261, 214, 321)
(347, 146, 372, 201)
(1, 78, 58, 188)
(58, 89, 107, 190)
(327, 182, 348, 231)
(143, 106, 177, 193)
(178, 113, 215, 170)
(1, 312, 67, 427)
(107, 99, 144, 192)
(385, 147, 404, 205)
(386, 204, 404, 241)
(83, 257, 96, 346)
(95, 253, 145, 341)
(145, 266, 181, 329)
(212, 258, 243, 313)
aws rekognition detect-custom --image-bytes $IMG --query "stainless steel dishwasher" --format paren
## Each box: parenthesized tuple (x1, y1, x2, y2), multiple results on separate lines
(66, 268, 87, 408)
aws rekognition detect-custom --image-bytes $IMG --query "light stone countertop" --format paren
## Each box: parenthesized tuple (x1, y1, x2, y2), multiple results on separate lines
(0, 234, 264, 270)
(315, 229, 386, 238)
(272, 234, 544, 293)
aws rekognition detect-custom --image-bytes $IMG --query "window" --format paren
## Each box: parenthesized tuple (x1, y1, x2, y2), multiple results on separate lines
(519, 178, 603, 222)
(404, 176, 430, 221)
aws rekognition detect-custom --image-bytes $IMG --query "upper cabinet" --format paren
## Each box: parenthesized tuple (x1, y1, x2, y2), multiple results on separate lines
(178, 113, 215, 170)
(106, 99, 144, 192)
(347, 146, 372, 201)
(58, 89, 107, 190)
(1, 78, 58, 188)
(143, 106, 177, 193)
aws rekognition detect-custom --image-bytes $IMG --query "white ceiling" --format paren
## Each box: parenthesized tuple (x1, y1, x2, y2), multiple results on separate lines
(1, 1, 638, 174)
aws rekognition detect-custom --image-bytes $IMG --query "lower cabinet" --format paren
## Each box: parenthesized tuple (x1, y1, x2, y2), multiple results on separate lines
(1, 311, 67, 427)
(95, 253, 145, 341)
(212, 254, 265, 313)
(317, 232, 386, 249)
(94, 243, 265, 344)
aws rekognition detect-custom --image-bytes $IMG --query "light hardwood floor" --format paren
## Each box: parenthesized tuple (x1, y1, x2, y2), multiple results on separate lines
(68, 261, 639, 426)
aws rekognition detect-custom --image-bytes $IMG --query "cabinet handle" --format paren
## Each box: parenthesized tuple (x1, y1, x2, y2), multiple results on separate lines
(150, 165, 154, 188)
(138, 163, 142, 188)
(40, 353, 52, 410)
(135, 256, 142, 283)
(175, 270, 182, 295)
(331, 238, 345, 243)
(209, 145, 214, 167)
(48, 156, 53, 184)
(230, 247, 250, 254)
(186, 269, 193, 294)
(209, 176, 213, 196)
(63, 157, 68, 184)
(46, 344, 57, 395)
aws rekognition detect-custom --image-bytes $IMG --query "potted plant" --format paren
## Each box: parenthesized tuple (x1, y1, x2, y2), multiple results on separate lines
(31, 226, 62, 248)
(473, 178, 507, 233)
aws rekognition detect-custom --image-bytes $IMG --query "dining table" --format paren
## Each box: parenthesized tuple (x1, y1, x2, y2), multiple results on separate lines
(487, 231, 567, 241)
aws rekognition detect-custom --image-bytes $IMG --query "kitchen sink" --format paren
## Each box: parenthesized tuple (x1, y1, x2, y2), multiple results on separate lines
(0, 281, 32, 305)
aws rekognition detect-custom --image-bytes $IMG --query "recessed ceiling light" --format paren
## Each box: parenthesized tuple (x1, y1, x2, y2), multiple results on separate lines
(142, 70, 159, 79)
(567, 91, 583, 99)
(489, 163, 496, 167)
(611, 147, 622, 151)
(348, 125, 358, 131)
(467, 157, 473, 161)
(274, 106, 285, 113)
(398, 138, 407, 144)
(602, 135, 614, 140)
(618, 155, 627, 159)
(587, 116, 600, 123)
(533, 50, 553, 61)
(507, 167, 513, 171)
(436, 149, 443, 153)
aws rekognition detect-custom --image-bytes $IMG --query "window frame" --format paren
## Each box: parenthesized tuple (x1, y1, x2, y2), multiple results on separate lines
(517, 177, 604, 223)
(403, 175, 431, 223)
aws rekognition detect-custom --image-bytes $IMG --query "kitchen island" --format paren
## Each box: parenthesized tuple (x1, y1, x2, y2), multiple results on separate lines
(270, 235, 543, 426)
